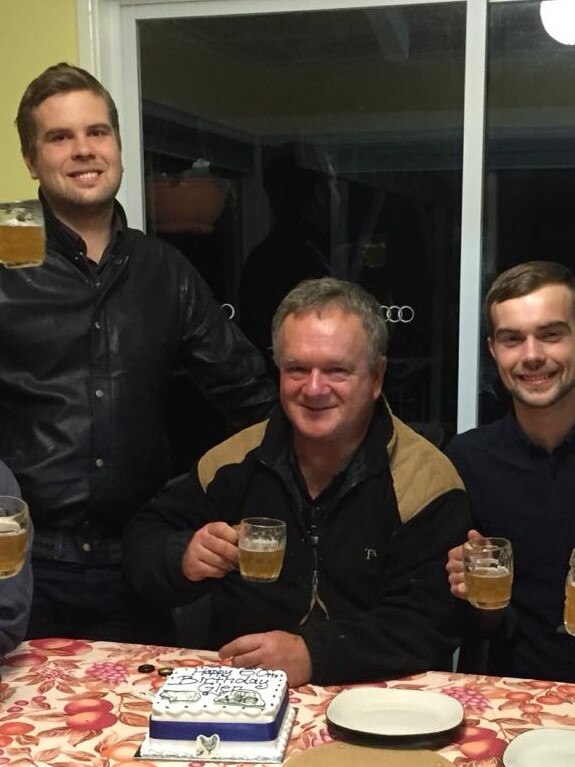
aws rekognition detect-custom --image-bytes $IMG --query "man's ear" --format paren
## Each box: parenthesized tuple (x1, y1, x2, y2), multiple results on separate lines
(380, 356, 387, 380)
(487, 337, 496, 360)
(373, 356, 386, 398)
(23, 153, 38, 180)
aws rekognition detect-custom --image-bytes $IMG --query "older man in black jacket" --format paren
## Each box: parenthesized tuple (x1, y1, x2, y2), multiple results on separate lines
(0, 63, 275, 643)
(126, 278, 470, 685)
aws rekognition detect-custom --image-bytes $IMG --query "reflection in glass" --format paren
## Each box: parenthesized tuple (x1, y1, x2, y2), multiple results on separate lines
(138, 4, 465, 466)
(482, 0, 575, 423)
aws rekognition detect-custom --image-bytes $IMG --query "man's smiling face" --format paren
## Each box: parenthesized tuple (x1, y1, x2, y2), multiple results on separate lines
(488, 283, 575, 412)
(24, 89, 122, 221)
(277, 307, 384, 447)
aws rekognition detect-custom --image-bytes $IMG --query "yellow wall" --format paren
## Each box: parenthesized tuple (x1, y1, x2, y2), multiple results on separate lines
(0, 0, 78, 201)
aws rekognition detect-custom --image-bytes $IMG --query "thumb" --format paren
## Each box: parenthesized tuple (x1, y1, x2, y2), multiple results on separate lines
(468, 529, 484, 542)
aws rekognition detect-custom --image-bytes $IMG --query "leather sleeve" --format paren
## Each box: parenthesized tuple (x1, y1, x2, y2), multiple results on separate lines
(175, 255, 277, 430)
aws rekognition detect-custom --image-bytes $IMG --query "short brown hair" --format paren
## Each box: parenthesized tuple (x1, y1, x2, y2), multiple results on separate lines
(16, 62, 121, 159)
(485, 260, 575, 336)
(271, 277, 388, 371)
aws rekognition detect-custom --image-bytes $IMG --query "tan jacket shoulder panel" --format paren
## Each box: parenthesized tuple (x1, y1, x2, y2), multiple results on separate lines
(197, 420, 268, 492)
(388, 415, 465, 524)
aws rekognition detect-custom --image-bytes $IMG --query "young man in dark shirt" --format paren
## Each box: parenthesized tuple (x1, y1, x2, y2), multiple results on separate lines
(447, 260, 575, 681)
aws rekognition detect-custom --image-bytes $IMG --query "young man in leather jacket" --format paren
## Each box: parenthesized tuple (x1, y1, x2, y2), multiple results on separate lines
(0, 63, 275, 643)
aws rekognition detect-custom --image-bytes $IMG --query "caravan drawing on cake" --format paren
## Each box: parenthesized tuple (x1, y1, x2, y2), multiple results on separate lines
(214, 688, 265, 708)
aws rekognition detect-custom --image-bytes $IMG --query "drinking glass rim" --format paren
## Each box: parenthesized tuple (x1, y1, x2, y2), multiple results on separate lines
(463, 536, 512, 552)
(0, 496, 29, 515)
(240, 516, 286, 529)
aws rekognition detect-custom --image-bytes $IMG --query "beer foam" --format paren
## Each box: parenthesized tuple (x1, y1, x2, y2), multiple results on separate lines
(0, 519, 21, 533)
(472, 565, 511, 576)
(239, 538, 284, 552)
(0, 218, 38, 227)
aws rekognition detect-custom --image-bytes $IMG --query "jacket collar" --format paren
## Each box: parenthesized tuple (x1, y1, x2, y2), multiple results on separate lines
(258, 396, 394, 481)
(41, 189, 127, 259)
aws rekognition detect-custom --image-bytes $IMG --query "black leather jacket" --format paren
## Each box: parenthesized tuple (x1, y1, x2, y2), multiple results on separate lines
(0, 199, 276, 549)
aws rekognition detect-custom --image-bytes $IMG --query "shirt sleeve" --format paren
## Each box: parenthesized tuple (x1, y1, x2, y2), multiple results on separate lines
(123, 469, 216, 607)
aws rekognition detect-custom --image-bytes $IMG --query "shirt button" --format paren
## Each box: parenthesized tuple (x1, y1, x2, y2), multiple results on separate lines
(95, 458, 104, 468)
(95, 389, 104, 398)
(82, 542, 92, 553)
(94, 321, 101, 330)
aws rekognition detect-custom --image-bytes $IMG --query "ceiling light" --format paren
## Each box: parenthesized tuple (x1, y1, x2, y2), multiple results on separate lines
(540, 0, 575, 46)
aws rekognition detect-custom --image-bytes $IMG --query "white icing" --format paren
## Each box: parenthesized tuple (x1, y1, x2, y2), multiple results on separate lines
(143, 666, 293, 762)
(150, 666, 286, 724)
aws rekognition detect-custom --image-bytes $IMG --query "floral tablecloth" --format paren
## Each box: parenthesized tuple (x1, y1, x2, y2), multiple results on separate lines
(2, 639, 575, 767)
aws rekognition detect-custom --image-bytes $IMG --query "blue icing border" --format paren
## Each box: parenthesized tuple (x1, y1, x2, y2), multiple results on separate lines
(149, 695, 288, 742)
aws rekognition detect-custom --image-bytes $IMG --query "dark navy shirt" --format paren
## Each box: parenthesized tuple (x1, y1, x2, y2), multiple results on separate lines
(447, 412, 575, 682)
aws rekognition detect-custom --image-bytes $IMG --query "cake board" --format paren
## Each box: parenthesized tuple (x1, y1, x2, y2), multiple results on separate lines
(136, 703, 296, 763)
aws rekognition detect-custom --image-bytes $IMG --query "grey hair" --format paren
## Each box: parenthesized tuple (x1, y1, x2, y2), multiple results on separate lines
(271, 277, 388, 371)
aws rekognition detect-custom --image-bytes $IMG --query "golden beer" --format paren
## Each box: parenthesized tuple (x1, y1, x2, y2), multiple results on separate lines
(0, 224, 45, 268)
(0, 497, 30, 579)
(564, 548, 575, 637)
(238, 517, 287, 583)
(564, 579, 575, 637)
(463, 537, 513, 610)
(0, 199, 45, 268)
(465, 566, 513, 610)
(239, 540, 286, 582)
(0, 527, 28, 578)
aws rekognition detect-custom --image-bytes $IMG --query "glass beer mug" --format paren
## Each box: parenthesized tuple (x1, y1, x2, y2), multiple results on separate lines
(564, 547, 575, 637)
(0, 497, 30, 578)
(0, 199, 45, 268)
(463, 537, 513, 610)
(238, 517, 286, 583)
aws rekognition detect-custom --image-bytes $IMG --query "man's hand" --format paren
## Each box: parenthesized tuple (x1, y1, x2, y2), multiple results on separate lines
(218, 631, 312, 688)
(182, 522, 238, 582)
(446, 529, 483, 599)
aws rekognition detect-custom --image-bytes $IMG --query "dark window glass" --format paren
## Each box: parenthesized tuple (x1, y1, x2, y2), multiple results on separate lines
(138, 4, 466, 464)
(481, 0, 575, 423)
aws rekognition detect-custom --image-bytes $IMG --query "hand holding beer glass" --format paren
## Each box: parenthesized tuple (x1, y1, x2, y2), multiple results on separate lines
(238, 517, 286, 583)
(463, 537, 513, 610)
(0, 199, 45, 268)
(0, 497, 30, 579)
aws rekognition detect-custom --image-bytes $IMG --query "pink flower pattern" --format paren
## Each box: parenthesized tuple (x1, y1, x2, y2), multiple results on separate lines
(2, 641, 575, 766)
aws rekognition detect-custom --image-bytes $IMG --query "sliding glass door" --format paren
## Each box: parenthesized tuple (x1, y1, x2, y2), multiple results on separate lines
(82, 0, 575, 456)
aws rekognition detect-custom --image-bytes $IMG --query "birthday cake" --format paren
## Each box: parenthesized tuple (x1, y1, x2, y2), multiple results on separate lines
(139, 665, 295, 762)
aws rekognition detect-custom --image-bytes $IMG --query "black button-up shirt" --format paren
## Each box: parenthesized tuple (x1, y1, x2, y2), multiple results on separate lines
(447, 412, 575, 681)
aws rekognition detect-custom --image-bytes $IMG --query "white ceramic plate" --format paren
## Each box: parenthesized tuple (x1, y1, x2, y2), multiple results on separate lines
(326, 687, 464, 737)
(503, 728, 575, 767)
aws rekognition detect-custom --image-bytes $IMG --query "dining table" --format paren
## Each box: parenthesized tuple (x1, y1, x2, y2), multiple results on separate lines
(2, 638, 575, 766)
